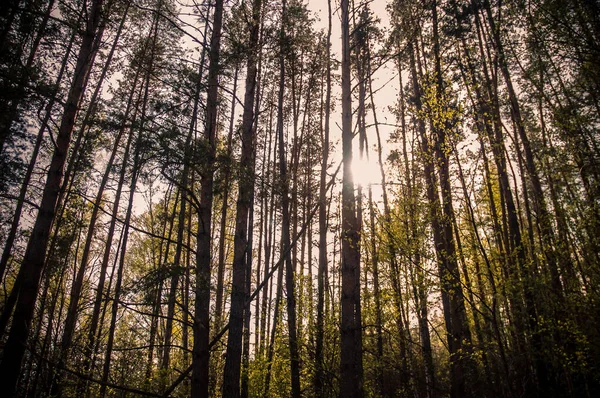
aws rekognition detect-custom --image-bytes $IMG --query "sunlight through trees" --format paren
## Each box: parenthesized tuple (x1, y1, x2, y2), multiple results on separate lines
(0, 0, 599, 397)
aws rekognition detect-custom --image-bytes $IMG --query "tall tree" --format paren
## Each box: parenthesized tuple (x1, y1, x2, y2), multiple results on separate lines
(0, 0, 105, 394)
(221, 0, 264, 395)
(192, 0, 224, 396)
(315, 0, 332, 395)
(340, 0, 363, 397)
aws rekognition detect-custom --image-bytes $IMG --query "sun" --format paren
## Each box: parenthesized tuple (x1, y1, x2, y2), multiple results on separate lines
(352, 156, 381, 187)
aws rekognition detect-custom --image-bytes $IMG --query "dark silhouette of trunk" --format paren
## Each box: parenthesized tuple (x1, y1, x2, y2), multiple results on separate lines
(396, 66, 435, 397)
(0, 1, 105, 394)
(99, 131, 142, 398)
(241, 193, 255, 398)
(80, 78, 143, 389)
(31, 253, 70, 396)
(219, 0, 260, 394)
(89, 225, 124, 383)
(274, 2, 301, 396)
(192, 0, 223, 396)
(98, 3, 160, 390)
(263, 247, 284, 398)
(221, 0, 263, 392)
(145, 185, 177, 382)
(215, 66, 237, 333)
(0, 11, 78, 285)
(48, 6, 112, 240)
(245, 38, 264, 391)
(315, 2, 332, 394)
(0, 0, 54, 156)
(260, 117, 277, 353)
(340, 1, 363, 396)
(430, 2, 479, 396)
(409, 38, 465, 398)
(161, 2, 205, 372)
(53, 6, 130, 391)
(182, 195, 193, 394)
(161, 155, 189, 375)
(367, 185, 385, 387)
(254, 48, 266, 351)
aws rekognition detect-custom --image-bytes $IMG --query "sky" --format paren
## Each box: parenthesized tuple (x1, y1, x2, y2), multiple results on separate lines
(129, 0, 401, 214)
(306, 0, 400, 189)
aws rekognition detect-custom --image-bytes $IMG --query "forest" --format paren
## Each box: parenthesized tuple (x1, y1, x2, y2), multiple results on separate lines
(0, 0, 599, 397)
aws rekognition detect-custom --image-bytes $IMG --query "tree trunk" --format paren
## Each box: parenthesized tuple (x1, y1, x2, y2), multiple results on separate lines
(214, 66, 237, 334)
(145, 185, 177, 382)
(80, 81, 142, 388)
(54, 7, 131, 389)
(0, 0, 72, 283)
(274, 2, 301, 396)
(192, 0, 223, 396)
(0, 0, 55, 157)
(430, 3, 479, 396)
(99, 131, 142, 398)
(0, 1, 105, 394)
(315, 3, 331, 386)
(340, 1, 363, 396)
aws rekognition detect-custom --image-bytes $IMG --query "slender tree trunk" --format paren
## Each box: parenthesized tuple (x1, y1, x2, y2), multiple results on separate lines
(99, 132, 142, 398)
(430, 3, 479, 396)
(396, 65, 435, 397)
(273, 2, 301, 396)
(0, 0, 72, 284)
(260, 108, 277, 353)
(145, 185, 177, 381)
(80, 82, 142, 387)
(255, 106, 267, 356)
(215, 66, 238, 333)
(264, 251, 284, 398)
(340, 1, 363, 396)
(221, 0, 263, 393)
(0, 1, 105, 394)
(0, 0, 55, 156)
(192, 0, 223, 396)
(161, 176, 188, 375)
(33, 254, 70, 396)
(315, 5, 332, 386)
(241, 195, 255, 398)
(98, 4, 160, 391)
(54, 7, 131, 390)
(161, 9, 204, 372)
(409, 39, 465, 398)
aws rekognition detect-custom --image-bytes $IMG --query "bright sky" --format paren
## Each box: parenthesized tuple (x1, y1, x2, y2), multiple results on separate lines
(132, 0, 400, 214)
(306, 0, 399, 191)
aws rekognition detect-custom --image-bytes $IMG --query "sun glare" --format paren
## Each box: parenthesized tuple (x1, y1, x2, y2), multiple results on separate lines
(352, 157, 381, 187)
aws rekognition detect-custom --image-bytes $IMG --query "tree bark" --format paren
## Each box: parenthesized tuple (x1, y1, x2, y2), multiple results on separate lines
(340, 1, 363, 396)
(192, 0, 223, 396)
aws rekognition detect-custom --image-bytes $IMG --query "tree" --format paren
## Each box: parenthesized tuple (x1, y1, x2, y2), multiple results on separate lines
(340, 1, 363, 397)
(0, 1, 106, 394)
(193, 0, 224, 396)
